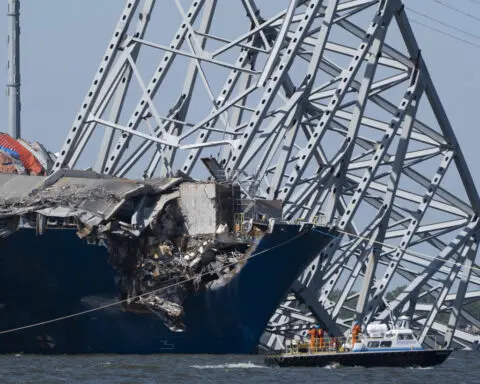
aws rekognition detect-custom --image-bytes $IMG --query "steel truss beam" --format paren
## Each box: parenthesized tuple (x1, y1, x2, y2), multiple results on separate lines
(56, 0, 480, 350)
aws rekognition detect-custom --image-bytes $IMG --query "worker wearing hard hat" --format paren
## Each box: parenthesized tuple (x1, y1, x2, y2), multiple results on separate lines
(352, 321, 362, 347)
(316, 325, 324, 351)
(308, 325, 318, 352)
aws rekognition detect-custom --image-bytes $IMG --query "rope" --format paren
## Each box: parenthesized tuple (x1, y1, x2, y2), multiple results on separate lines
(407, 7, 480, 41)
(1, 223, 476, 335)
(433, 0, 480, 24)
(408, 17, 480, 49)
(312, 227, 480, 273)
(0, 229, 309, 335)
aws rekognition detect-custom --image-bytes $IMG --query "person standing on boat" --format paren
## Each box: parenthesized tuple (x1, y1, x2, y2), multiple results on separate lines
(308, 326, 318, 352)
(330, 334, 338, 351)
(351, 321, 362, 347)
(316, 326, 324, 350)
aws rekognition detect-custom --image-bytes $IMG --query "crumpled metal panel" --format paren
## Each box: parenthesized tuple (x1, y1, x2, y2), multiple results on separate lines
(36, 207, 103, 227)
(17, 138, 53, 172)
(0, 171, 183, 233)
(0, 170, 253, 331)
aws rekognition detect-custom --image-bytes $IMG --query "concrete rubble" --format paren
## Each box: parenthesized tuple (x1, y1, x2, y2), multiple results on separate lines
(0, 170, 270, 332)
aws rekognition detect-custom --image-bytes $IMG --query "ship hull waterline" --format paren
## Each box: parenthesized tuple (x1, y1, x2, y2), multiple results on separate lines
(264, 349, 454, 368)
(0, 223, 335, 354)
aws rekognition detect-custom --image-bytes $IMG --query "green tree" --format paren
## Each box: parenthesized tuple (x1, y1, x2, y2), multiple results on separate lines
(385, 285, 407, 302)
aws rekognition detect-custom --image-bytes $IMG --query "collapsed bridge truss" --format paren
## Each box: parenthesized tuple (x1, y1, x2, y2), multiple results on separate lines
(53, 0, 480, 350)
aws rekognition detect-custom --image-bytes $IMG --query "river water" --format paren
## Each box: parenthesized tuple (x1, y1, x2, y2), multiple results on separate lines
(0, 350, 478, 383)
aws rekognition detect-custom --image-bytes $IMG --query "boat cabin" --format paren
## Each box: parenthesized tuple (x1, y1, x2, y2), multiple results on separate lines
(349, 317, 423, 352)
(284, 316, 424, 356)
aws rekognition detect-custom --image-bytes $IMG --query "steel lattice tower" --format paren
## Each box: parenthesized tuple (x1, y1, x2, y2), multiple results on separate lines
(53, 0, 480, 350)
(7, 0, 21, 139)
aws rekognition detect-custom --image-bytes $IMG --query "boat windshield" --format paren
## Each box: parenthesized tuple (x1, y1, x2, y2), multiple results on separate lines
(367, 340, 392, 348)
(397, 333, 415, 341)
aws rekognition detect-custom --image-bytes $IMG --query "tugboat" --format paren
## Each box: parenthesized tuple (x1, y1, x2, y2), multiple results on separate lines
(264, 316, 453, 368)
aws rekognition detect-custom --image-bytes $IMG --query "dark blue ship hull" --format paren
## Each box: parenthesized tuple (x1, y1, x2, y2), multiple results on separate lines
(0, 223, 334, 354)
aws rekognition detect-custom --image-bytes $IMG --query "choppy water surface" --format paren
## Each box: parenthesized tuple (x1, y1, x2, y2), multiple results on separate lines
(0, 351, 478, 383)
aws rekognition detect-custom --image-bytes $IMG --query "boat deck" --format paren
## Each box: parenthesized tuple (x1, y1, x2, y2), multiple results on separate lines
(265, 348, 453, 368)
(264, 336, 453, 368)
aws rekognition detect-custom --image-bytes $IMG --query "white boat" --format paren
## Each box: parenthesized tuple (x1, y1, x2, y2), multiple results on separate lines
(264, 316, 453, 368)
(345, 316, 424, 352)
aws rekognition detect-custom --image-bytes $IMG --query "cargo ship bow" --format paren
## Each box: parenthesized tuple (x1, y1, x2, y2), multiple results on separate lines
(0, 170, 336, 354)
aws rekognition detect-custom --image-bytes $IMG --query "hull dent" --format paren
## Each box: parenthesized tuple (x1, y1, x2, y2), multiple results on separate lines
(0, 223, 334, 354)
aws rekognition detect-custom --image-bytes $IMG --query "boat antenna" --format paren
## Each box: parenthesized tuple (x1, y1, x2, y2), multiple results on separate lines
(7, 0, 21, 139)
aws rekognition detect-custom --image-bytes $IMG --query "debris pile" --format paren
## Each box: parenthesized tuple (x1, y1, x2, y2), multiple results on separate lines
(106, 205, 254, 331)
(0, 171, 263, 331)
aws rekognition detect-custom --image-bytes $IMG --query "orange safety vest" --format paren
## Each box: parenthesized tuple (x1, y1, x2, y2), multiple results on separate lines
(308, 328, 317, 347)
(317, 329, 324, 348)
(352, 324, 361, 345)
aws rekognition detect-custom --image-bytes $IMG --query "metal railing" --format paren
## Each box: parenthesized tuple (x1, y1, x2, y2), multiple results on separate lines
(283, 333, 446, 355)
(285, 336, 353, 355)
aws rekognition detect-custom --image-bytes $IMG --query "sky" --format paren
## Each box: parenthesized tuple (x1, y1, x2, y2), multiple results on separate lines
(0, 0, 478, 188)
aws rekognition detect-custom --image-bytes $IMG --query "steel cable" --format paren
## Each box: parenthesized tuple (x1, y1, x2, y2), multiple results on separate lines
(0, 229, 308, 335)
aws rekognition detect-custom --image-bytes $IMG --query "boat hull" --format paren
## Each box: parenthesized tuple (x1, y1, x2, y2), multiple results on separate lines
(0, 223, 334, 354)
(264, 349, 454, 368)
